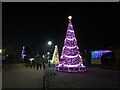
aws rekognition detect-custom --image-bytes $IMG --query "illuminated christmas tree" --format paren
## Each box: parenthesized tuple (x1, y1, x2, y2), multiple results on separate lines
(56, 16, 86, 72)
(21, 46, 26, 59)
(51, 45, 59, 64)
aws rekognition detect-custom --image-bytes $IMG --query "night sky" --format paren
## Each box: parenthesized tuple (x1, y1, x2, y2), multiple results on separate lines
(2, 2, 119, 55)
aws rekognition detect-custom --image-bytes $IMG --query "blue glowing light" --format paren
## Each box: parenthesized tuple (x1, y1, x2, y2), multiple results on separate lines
(21, 46, 26, 58)
(91, 50, 112, 59)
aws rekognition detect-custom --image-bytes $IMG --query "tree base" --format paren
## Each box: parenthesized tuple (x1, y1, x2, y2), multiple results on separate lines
(55, 66, 86, 72)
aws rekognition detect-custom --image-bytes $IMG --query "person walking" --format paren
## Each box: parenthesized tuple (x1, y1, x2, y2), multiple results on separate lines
(35, 56, 40, 70)
(32, 60, 35, 69)
(39, 58, 43, 70)
(24, 56, 29, 67)
(36, 63, 39, 70)
(42, 62, 45, 70)
(39, 62, 42, 70)
(29, 60, 32, 68)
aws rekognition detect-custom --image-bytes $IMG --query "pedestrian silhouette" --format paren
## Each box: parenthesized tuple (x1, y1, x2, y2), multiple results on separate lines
(35, 57, 40, 70)
(29, 60, 32, 68)
(24, 56, 29, 67)
(36, 63, 39, 70)
(39, 62, 42, 70)
(42, 62, 45, 70)
(32, 60, 35, 69)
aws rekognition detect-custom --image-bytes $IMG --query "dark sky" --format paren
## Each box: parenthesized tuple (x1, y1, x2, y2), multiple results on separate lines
(2, 2, 119, 55)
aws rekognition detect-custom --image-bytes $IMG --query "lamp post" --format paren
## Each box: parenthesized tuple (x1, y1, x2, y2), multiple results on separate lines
(47, 41, 52, 67)
(47, 41, 52, 59)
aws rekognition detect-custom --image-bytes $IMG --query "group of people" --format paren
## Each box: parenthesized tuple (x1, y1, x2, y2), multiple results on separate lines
(24, 56, 46, 70)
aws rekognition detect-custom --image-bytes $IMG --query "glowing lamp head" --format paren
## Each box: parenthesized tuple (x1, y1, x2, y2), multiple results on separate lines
(48, 41, 52, 46)
(68, 16, 72, 20)
(47, 52, 50, 55)
(55, 45, 57, 47)
(0, 49, 2, 54)
(23, 46, 25, 49)
(43, 55, 45, 58)
(30, 58, 34, 61)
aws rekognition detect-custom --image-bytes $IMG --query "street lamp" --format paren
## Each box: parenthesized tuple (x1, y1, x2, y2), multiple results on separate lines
(48, 41, 52, 46)
(47, 52, 50, 55)
(47, 41, 52, 59)
(42, 55, 45, 58)
(47, 41, 52, 67)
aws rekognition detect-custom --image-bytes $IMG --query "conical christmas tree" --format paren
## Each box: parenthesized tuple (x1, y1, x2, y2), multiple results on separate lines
(21, 46, 26, 59)
(56, 16, 86, 72)
(51, 45, 59, 64)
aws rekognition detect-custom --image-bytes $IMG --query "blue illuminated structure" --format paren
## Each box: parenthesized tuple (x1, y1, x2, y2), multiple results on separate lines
(91, 50, 112, 64)
(91, 50, 112, 59)
(21, 46, 26, 59)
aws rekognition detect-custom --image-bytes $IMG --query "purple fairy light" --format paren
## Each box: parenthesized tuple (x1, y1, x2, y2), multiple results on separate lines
(56, 16, 86, 72)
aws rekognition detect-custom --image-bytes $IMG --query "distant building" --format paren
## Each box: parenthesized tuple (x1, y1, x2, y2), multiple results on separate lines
(90, 50, 112, 64)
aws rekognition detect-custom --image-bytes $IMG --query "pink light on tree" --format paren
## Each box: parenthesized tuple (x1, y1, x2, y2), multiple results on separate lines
(56, 16, 86, 72)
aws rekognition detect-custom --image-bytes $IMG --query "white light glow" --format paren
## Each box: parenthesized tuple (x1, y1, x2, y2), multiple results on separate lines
(0, 49, 2, 54)
(30, 58, 34, 61)
(47, 52, 50, 55)
(48, 41, 52, 45)
(43, 55, 45, 58)
(68, 16, 72, 20)
(63, 46, 77, 49)
(65, 37, 76, 41)
(64, 64, 79, 67)
(63, 54, 79, 58)
(68, 29, 74, 32)
(23, 46, 25, 49)
(57, 63, 85, 68)
(57, 63, 62, 67)
(49, 60, 53, 63)
(79, 55, 82, 59)
(81, 63, 85, 67)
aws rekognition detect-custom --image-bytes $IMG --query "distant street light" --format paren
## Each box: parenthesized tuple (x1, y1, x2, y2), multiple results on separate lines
(42, 55, 45, 58)
(47, 52, 50, 55)
(0, 49, 2, 54)
(47, 41, 53, 61)
(48, 41, 52, 46)
(29, 58, 34, 61)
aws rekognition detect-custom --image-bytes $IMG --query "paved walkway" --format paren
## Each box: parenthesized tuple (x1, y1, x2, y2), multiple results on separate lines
(47, 66, 120, 88)
(2, 64, 45, 88)
(2, 64, 120, 88)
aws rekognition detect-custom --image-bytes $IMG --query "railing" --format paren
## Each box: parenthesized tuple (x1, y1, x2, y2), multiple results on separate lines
(43, 65, 56, 89)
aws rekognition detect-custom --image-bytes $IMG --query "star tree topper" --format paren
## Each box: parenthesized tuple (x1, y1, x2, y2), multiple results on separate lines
(68, 16, 72, 20)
